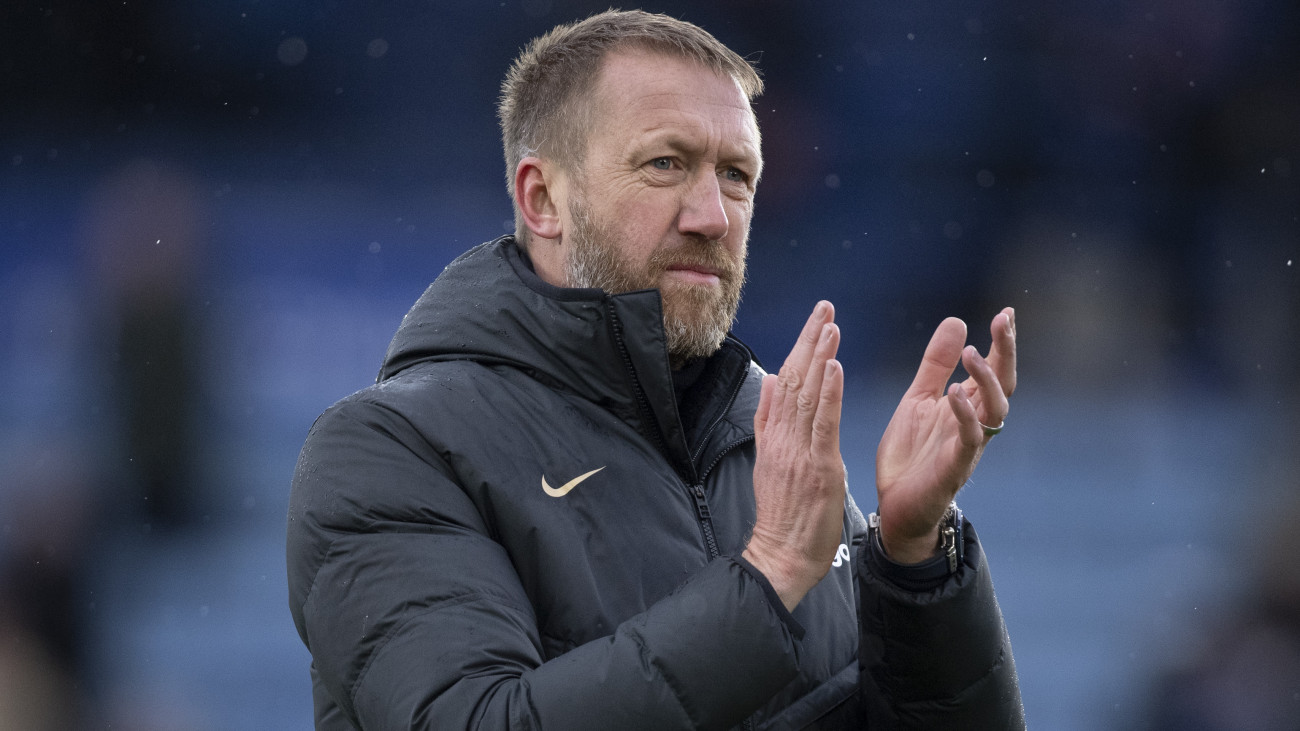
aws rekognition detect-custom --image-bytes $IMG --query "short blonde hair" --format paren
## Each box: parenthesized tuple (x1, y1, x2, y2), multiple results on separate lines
(498, 9, 763, 244)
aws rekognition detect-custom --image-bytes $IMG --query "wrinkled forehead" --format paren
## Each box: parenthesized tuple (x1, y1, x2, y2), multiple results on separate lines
(587, 49, 761, 151)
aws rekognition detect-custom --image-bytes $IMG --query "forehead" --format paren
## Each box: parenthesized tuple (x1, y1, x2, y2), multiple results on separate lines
(587, 50, 760, 157)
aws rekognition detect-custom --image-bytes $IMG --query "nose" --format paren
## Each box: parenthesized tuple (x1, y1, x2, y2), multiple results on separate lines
(677, 171, 729, 241)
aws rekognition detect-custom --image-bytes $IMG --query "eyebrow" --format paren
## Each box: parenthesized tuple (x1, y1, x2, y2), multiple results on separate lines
(633, 129, 761, 167)
(636, 128, 704, 156)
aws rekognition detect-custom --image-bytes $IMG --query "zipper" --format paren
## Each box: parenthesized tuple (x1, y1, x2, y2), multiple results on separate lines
(689, 480, 757, 731)
(686, 436, 752, 563)
(688, 361, 755, 560)
(604, 300, 669, 457)
(688, 362, 756, 560)
(689, 483, 720, 558)
(698, 435, 754, 485)
(604, 312, 764, 731)
(686, 365, 760, 731)
(685, 435, 755, 578)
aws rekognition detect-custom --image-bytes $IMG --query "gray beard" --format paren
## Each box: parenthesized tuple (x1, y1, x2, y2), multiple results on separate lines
(564, 194, 745, 368)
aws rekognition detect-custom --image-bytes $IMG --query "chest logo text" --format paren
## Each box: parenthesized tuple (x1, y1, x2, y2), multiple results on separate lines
(831, 543, 851, 568)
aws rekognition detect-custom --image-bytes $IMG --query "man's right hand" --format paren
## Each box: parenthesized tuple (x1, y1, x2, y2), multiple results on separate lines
(743, 301, 847, 612)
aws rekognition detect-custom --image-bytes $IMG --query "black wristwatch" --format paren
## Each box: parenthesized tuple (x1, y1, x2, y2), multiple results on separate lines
(868, 501, 965, 576)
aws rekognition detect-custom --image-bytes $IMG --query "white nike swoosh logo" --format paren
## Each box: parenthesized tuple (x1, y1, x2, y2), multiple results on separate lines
(542, 467, 605, 497)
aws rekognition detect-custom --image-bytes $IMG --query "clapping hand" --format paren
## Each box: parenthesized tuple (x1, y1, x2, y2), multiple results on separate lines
(875, 308, 1017, 564)
(744, 301, 847, 611)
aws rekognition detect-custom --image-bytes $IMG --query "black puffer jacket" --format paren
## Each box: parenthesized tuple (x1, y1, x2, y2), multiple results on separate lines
(286, 237, 1023, 730)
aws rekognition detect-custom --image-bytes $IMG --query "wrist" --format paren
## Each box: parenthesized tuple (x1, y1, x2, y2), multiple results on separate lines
(741, 542, 819, 612)
(879, 525, 942, 565)
(872, 502, 964, 570)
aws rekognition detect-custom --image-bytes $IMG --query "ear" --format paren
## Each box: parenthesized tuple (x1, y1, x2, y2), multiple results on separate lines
(514, 157, 564, 241)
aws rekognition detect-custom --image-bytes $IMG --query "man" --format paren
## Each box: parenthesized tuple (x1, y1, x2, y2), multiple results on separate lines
(288, 10, 1024, 730)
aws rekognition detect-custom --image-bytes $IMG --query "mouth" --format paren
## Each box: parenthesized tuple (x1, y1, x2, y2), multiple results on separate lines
(664, 263, 723, 286)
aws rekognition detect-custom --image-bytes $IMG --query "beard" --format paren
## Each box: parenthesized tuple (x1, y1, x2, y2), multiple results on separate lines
(564, 192, 746, 367)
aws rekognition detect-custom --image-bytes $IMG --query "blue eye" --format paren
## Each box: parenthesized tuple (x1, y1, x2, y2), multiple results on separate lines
(651, 157, 672, 170)
(724, 168, 748, 183)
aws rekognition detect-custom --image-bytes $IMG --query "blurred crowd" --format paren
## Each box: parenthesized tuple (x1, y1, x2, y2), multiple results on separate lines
(1, 1, 1296, 728)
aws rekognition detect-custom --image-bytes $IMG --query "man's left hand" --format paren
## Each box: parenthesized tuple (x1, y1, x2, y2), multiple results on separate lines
(875, 307, 1017, 564)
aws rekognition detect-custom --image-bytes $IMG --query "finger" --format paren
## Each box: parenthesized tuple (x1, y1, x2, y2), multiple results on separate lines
(754, 373, 777, 446)
(907, 317, 967, 399)
(811, 359, 844, 460)
(984, 307, 1017, 397)
(784, 301, 834, 375)
(794, 322, 840, 430)
(773, 301, 835, 420)
(961, 345, 1009, 428)
(947, 382, 984, 448)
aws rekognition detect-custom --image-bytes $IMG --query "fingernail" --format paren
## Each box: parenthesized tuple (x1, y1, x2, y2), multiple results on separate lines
(821, 324, 833, 343)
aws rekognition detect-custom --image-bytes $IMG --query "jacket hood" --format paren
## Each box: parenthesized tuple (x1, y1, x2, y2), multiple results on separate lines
(380, 236, 651, 389)
(378, 236, 756, 476)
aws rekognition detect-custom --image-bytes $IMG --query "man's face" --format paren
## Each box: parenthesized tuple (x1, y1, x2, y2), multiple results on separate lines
(560, 50, 762, 364)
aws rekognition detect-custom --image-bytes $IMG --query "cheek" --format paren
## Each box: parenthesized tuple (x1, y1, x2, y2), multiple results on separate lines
(724, 199, 753, 240)
(593, 202, 664, 269)
(619, 195, 682, 241)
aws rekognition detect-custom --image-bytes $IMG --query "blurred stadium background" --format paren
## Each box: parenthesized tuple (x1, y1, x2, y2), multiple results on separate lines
(2, 1, 1297, 728)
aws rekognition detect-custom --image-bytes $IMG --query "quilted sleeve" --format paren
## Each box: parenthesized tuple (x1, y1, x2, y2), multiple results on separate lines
(857, 518, 1026, 729)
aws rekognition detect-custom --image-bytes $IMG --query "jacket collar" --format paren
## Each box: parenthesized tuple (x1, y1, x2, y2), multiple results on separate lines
(379, 236, 758, 480)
